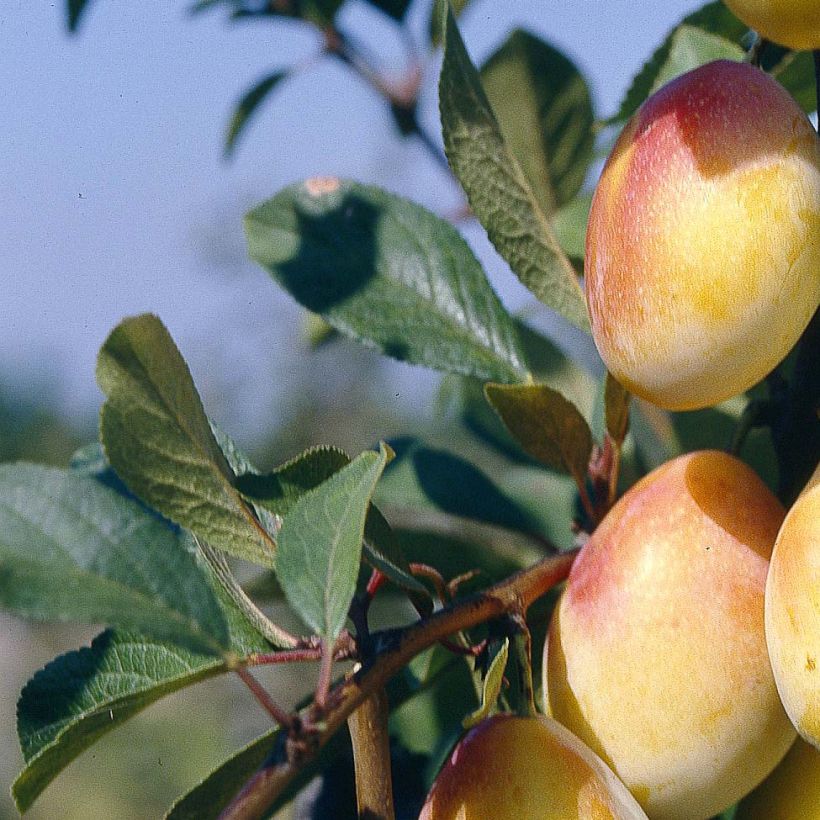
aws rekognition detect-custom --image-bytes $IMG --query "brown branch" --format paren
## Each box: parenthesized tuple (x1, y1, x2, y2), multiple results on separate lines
(348, 688, 395, 820)
(218, 549, 578, 820)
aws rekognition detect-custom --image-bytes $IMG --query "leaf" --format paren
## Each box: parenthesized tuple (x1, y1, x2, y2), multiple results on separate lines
(238, 446, 425, 595)
(0, 463, 229, 654)
(13, 632, 225, 812)
(246, 179, 529, 383)
(611, 2, 747, 122)
(438, 4, 590, 333)
(12, 521, 275, 814)
(376, 437, 543, 537)
(97, 314, 276, 567)
(551, 192, 592, 262)
(649, 26, 744, 92)
(773, 51, 817, 114)
(604, 373, 630, 446)
(484, 383, 593, 485)
(430, 0, 470, 46)
(463, 639, 508, 729)
(225, 72, 287, 157)
(276, 443, 392, 641)
(480, 30, 595, 214)
(364, 0, 411, 21)
(245, 179, 527, 382)
(67, 0, 92, 31)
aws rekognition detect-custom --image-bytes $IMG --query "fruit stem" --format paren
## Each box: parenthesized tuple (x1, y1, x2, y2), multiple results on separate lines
(348, 688, 396, 820)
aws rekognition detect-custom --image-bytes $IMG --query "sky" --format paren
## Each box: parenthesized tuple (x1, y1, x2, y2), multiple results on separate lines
(0, 0, 706, 448)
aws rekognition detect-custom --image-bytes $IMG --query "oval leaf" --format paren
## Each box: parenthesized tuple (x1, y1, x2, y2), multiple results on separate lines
(0, 463, 228, 654)
(237, 445, 425, 595)
(484, 383, 593, 485)
(277, 443, 392, 642)
(438, 4, 590, 332)
(245, 178, 529, 384)
(480, 30, 594, 213)
(97, 314, 276, 567)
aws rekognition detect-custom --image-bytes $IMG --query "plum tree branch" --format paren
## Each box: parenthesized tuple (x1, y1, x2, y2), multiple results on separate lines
(217, 549, 578, 820)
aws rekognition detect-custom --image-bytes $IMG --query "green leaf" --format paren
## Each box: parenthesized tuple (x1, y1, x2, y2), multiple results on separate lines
(773, 51, 817, 114)
(12, 520, 275, 814)
(237, 445, 425, 595)
(364, 0, 411, 21)
(225, 72, 287, 158)
(13, 631, 227, 813)
(246, 179, 529, 383)
(484, 383, 593, 485)
(0, 463, 229, 654)
(611, 2, 747, 122)
(438, 4, 590, 333)
(551, 192, 592, 262)
(277, 443, 392, 641)
(604, 373, 630, 446)
(430, 0, 470, 46)
(97, 314, 276, 567)
(480, 30, 595, 214)
(67, 0, 92, 31)
(376, 437, 543, 537)
(649, 26, 744, 93)
(237, 445, 350, 519)
(463, 638, 508, 729)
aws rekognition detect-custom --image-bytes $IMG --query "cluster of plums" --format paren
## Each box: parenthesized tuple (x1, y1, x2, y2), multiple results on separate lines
(420, 2, 820, 817)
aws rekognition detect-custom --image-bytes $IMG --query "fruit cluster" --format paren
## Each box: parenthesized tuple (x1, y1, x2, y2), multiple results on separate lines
(420, 24, 820, 820)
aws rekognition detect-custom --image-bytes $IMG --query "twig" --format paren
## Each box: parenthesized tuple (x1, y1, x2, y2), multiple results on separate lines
(218, 549, 578, 820)
(235, 667, 294, 729)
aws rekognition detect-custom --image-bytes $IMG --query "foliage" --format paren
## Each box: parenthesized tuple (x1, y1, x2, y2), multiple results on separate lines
(3, 1, 818, 818)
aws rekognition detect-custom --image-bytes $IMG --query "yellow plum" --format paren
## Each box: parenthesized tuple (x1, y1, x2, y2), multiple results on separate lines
(723, 0, 820, 50)
(544, 451, 795, 819)
(418, 713, 648, 819)
(765, 461, 820, 747)
(585, 60, 820, 410)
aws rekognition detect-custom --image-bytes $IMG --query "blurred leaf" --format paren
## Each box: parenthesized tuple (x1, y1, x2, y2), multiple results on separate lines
(437, 320, 598, 463)
(430, 0, 470, 46)
(480, 30, 594, 214)
(376, 437, 543, 537)
(277, 443, 392, 641)
(484, 383, 593, 485)
(612, 2, 747, 122)
(772, 51, 817, 113)
(550, 192, 592, 262)
(365, 0, 411, 20)
(650, 26, 744, 92)
(604, 373, 630, 446)
(246, 179, 529, 383)
(97, 314, 276, 567)
(463, 639, 508, 729)
(439, 4, 590, 332)
(225, 72, 287, 157)
(0, 463, 228, 654)
(67, 0, 92, 31)
(238, 446, 425, 595)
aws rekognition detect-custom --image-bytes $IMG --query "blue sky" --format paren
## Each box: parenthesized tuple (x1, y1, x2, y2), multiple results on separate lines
(0, 0, 704, 444)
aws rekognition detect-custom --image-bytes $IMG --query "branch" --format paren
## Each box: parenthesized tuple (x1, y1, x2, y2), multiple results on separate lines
(348, 688, 395, 820)
(218, 549, 578, 820)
